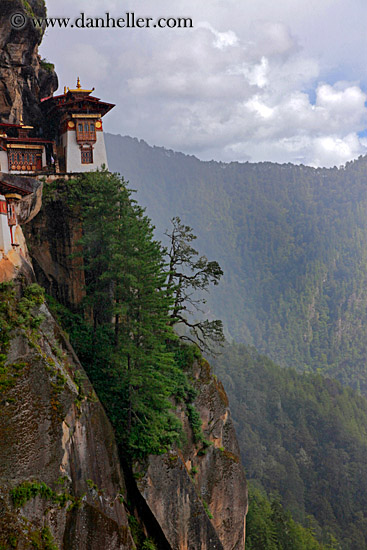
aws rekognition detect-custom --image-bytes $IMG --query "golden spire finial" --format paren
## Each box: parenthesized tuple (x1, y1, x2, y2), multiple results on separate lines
(76, 77, 81, 89)
(19, 113, 24, 125)
(64, 86, 67, 94)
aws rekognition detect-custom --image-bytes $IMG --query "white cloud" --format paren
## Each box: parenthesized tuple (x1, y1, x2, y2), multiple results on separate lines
(312, 134, 363, 167)
(41, 0, 367, 167)
(231, 57, 269, 88)
(246, 95, 274, 119)
(197, 22, 239, 50)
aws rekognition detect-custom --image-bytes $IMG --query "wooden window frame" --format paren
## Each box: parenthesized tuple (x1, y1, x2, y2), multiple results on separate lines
(81, 146, 93, 165)
(8, 149, 40, 172)
(76, 119, 97, 143)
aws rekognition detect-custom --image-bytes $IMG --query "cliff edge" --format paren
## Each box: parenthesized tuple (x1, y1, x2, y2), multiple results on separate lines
(136, 358, 247, 550)
(0, 0, 58, 126)
(0, 0, 248, 546)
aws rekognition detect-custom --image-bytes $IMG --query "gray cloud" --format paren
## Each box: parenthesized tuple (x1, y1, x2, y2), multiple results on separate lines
(42, 0, 367, 167)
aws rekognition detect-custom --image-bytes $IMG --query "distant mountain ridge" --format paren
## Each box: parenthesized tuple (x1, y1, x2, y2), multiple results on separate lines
(106, 133, 367, 391)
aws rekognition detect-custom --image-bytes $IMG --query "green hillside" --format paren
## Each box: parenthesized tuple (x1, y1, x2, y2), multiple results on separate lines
(106, 134, 367, 391)
(212, 343, 367, 550)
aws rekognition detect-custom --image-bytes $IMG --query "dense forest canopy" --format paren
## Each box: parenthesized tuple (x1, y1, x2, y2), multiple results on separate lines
(106, 135, 367, 391)
(39, 171, 341, 550)
(213, 343, 367, 550)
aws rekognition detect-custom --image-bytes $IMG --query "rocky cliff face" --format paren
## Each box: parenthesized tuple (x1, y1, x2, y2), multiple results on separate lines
(1, 292, 247, 549)
(0, 288, 135, 549)
(0, 0, 58, 127)
(0, 2, 248, 546)
(23, 179, 86, 309)
(137, 359, 247, 550)
(22, 180, 248, 549)
(0, 175, 136, 549)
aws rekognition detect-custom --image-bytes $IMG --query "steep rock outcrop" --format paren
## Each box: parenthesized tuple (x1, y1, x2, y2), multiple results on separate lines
(23, 187, 85, 308)
(0, 0, 248, 545)
(137, 358, 248, 550)
(0, 296, 135, 549)
(23, 181, 248, 549)
(0, 0, 58, 127)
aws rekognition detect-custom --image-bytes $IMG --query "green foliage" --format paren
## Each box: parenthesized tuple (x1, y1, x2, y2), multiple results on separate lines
(23, 284, 45, 305)
(196, 438, 213, 456)
(0, 361, 26, 397)
(0, 282, 45, 397)
(128, 515, 158, 549)
(29, 526, 58, 550)
(20, 0, 35, 16)
(107, 138, 367, 392)
(246, 484, 337, 550)
(0, 282, 17, 352)
(40, 58, 55, 73)
(172, 342, 201, 371)
(141, 539, 158, 550)
(10, 481, 74, 509)
(213, 344, 367, 549)
(202, 499, 214, 520)
(44, 172, 210, 461)
(186, 404, 203, 443)
(164, 216, 225, 354)
(185, 400, 212, 451)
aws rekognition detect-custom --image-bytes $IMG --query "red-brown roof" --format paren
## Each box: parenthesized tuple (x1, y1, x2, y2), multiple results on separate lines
(0, 173, 38, 196)
(5, 137, 54, 144)
(0, 122, 23, 129)
(41, 91, 115, 117)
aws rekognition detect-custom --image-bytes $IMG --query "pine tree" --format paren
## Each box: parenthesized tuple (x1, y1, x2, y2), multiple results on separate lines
(71, 170, 183, 458)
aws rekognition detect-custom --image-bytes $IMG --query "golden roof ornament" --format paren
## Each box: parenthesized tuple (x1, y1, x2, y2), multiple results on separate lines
(66, 77, 95, 94)
(19, 113, 33, 130)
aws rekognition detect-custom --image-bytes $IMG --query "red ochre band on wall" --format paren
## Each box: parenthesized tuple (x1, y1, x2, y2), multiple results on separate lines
(0, 201, 7, 215)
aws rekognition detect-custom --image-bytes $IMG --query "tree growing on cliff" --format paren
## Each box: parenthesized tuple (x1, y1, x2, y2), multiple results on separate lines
(164, 216, 225, 354)
(61, 170, 183, 458)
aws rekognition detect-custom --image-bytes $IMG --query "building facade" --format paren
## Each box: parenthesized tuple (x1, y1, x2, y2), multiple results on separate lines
(41, 78, 114, 173)
(0, 79, 114, 259)
(0, 175, 35, 258)
(0, 121, 52, 175)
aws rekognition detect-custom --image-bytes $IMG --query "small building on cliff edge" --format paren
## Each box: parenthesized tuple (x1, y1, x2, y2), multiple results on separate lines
(0, 77, 114, 258)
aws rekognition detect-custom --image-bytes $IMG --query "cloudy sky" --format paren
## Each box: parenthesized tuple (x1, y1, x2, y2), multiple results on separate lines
(41, 0, 367, 167)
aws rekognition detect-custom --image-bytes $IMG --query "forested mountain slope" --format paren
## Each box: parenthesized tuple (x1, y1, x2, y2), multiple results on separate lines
(212, 344, 367, 550)
(106, 134, 367, 391)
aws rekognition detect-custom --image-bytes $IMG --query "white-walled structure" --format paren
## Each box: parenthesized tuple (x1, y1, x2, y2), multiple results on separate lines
(41, 79, 114, 173)
(0, 80, 114, 176)
(0, 150, 7, 173)
(59, 117, 108, 173)
(0, 194, 12, 254)
(0, 79, 115, 262)
(0, 122, 51, 175)
(0, 175, 35, 259)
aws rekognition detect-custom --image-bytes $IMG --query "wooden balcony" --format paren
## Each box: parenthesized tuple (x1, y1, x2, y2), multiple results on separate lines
(76, 131, 96, 143)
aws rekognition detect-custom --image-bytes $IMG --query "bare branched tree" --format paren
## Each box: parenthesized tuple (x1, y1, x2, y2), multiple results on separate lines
(164, 216, 225, 354)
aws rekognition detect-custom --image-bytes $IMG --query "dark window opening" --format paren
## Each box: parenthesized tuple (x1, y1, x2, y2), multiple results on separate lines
(81, 147, 93, 164)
